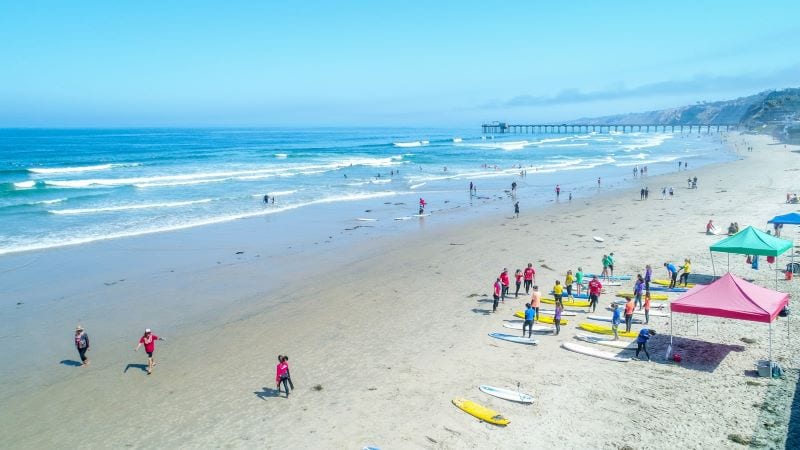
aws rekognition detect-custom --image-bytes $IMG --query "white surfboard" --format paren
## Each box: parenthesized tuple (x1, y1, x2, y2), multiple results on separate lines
(587, 315, 643, 324)
(489, 332, 538, 345)
(561, 342, 631, 362)
(592, 236, 605, 242)
(538, 309, 577, 317)
(606, 307, 669, 317)
(575, 334, 635, 350)
(502, 321, 552, 332)
(412, 213, 430, 217)
(393, 216, 412, 221)
(478, 385, 534, 404)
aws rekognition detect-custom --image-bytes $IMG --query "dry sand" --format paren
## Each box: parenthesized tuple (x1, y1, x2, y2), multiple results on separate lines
(1, 134, 799, 449)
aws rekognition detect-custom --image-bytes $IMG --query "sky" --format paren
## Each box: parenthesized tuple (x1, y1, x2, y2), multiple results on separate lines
(1, 0, 799, 127)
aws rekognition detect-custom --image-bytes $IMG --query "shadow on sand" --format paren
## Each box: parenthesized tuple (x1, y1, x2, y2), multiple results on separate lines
(60, 359, 83, 367)
(254, 387, 285, 400)
(647, 335, 744, 372)
(123, 363, 149, 374)
(470, 308, 492, 316)
(787, 371, 800, 448)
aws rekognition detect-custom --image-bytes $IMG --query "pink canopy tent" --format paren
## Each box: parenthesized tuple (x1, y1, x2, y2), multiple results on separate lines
(669, 272, 790, 368)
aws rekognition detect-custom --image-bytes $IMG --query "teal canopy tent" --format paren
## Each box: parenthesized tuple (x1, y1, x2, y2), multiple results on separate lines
(709, 226, 793, 287)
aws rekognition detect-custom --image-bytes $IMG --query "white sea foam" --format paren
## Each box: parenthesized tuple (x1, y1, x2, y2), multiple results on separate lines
(28, 163, 138, 174)
(621, 134, 673, 151)
(50, 199, 213, 215)
(33, 198, 67, 205)
(409, 182, 426, 189)
(13, 181, 36, 189)
(274, 153, 288, 159)
(394, 141, 426, 148)
(551, 143, 589, 148)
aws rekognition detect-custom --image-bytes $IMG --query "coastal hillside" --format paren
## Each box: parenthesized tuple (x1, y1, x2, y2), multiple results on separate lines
(571, 87, 800, 140)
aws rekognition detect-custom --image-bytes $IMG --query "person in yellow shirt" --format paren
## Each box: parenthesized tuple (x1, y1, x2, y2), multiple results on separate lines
(553, 280, 564, 305)
(678, 258, 692, 287)
(564, 270, 575, 299)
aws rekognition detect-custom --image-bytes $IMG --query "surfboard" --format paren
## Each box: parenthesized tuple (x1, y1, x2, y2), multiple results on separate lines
(575, 334, 635, 349)
(587, 314, 643, 324)
(541, 297, 590, 308)
(502, 321, 553, 332)
(514, 312, 567, 325)
(647, 286, 688, 292)
(412, 213, 430, 217)
(393, 216, 412, 221)
(488, 332, 539, 345)
(578, 322, 638, 338)
(478, 385, 534, 404)
(561, 342, 632, 362)
(606, 307, 669, 317)
(551, 291, 590, 299)
(615, 292, 669, 300)
(538, 309, 577, 317)
(584, 274, 632, 281)
(652, 279, 695, 288)
(592, 236, 604, 242)
(452, 398, 510, 426)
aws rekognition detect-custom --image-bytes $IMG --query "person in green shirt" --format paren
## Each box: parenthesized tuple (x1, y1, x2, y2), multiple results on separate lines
(601, 254, 610, 279)
(607, 252, 615, 278)
(575, 267, 584, 295)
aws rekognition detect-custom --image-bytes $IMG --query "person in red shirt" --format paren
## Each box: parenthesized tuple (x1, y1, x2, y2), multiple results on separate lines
(624, 297, 636, 332)
(587, 276, 603, 313)
(523, 263, 536, 294)
(514, 269, 523, 297)
(499, 268, 510, 302)
(492, 278, 502, 312)
(135, 328, 165, 375)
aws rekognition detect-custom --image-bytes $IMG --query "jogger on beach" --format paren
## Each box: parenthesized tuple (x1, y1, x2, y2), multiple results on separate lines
(135, 328, 165, 375)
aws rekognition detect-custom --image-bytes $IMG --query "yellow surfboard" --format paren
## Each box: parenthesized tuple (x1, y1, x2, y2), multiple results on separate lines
(578, 322, 639, 338)
(615, 292, 669, 300)
(452, 398, 510, 426)
(514, 311, 567, 325)
(652, 279, 695, 288)
(540, 297, 591, 308)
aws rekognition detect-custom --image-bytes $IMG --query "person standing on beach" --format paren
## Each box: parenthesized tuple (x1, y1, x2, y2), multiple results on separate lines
(564, 270, 575, 299)
(644, 264, 652, 291)
(500, 269, 510, 302)
(74, 325, 90, 366)
(587, 276, 602, 313)
(279, 355, 294, 391)
(661, 187, 667, 200)
(514, 201, 519, 219)
(492, 278, 502, 313)
(597, 177, 601, 187)
(635, 329, 656, 361)
(679, 258, 692, 287)
(552, 280, 563, 305)
(624, 296, 635, 333)
(600, 254, 610, 279)
(523, 263, 536, 294)
(644, 187, 649, 199)
(555, 184, 561, 198)
(522, 303, 535, 338)
(568, 192, 573, 202)
(633, 274, 644, 310)
(640, 188, 645, 200)
(276, 356, 290, 397)
(553, 300, 563, 336)
(607, 252, 615, 278)
(135, 329, 165, 375)
(611, 303, 622, 340)
(575, 267, 584, 296)
(643, 290, 652, 325)
(664, 262, 678, 289)
(530, 285, 541, 321)
(514, 269, 523, 297)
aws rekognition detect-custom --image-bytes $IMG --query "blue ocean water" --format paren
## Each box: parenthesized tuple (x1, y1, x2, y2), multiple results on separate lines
(0, 128, 733, 255)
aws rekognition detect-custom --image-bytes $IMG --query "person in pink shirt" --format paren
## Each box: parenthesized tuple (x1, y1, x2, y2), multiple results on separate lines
(530, 285, 542, 321)
(492, 277, 502, 312)
(276, 356, 290, 397)
(514, 269, 523, 297)
(499, 268, 510, 302)
(135, 328, 165, 375)
(587, 276, 603, 313)
(523, 263, 536, 294)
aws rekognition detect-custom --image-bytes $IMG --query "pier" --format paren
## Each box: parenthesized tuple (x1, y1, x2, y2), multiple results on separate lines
(481, 122, 738, 134)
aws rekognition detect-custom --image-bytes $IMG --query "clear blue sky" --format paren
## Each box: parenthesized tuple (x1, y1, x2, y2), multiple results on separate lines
(1, 1, 798, 127)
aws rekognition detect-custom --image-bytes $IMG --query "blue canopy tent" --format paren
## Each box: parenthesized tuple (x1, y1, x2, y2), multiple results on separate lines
(767, 212, 799, 274)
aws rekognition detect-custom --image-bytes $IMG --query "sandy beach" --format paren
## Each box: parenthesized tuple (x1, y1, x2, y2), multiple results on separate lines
(1, 133, 799, 449)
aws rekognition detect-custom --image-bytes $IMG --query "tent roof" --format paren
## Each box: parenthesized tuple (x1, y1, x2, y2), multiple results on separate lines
(709, 225, 792, 256)
(671, 272, 789, 323)
(767, 212, 800, 225)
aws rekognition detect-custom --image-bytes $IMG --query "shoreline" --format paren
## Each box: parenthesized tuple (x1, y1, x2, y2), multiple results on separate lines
(2, 133, 799, 448)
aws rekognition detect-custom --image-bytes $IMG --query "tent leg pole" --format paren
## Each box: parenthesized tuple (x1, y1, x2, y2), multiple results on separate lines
(696, 315, 699, 336)
(710, 251, 716, 277)
(769, 321, 773, 374)
(727, 253, 730, 273)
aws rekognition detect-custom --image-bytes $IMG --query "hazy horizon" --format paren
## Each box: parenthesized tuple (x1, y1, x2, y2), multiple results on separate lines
(1, 1, 799, 127)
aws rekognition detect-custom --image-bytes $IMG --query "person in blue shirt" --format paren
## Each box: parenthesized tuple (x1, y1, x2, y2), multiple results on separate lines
(633, 274, 644, 310)
(522, 303, 535, 338)
(664, 262, 678, 289)
(611, 303, 622, 340)
(635, 328, 657, 361)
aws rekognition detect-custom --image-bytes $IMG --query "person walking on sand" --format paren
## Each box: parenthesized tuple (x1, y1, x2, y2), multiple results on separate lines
(553, 300, 563, 336)
(514, 201, 519, 219)
(276, 356, 290, 397)
(664, 262, 678, 289)
(514, 269, 523, 297)
(633, 274, 644, 310)
(679, 258, 692, 287)
(522, 303, 535, 338)
(530, 285, 542, 321)
(635, 329, 656, 361)
(587, 276, 602, 313)
(644, 264, 652, 291)
(624, 296, 635, 333)
(644, 290, 652, 325)
(279, 355, 294, 391)
(500, 268, 510, 302)
(564, 270, 575, 299)
(523, 263, 536, 294)
(611, 303, 622, 340)
(135, 328, 165, 375)
(74, 325, 90, 366)
(552, 280, 564, 305)
(492, 277, 502, 313)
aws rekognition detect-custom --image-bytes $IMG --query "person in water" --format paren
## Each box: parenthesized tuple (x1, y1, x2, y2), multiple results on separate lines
(276, 356, 290, 397)
(135, 328, 165, 375)
(74, 325, 90, 366)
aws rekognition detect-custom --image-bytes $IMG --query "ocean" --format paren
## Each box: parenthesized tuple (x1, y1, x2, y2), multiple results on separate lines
(0, 128, 734, 256)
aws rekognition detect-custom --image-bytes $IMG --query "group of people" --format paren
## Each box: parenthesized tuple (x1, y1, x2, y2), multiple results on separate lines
(639, 187, 650, 200)
(73, 326, 165, 375)
(664, 259, 691, 288)
(633, 165, 648, 177)
(687, 177, 698, 189)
